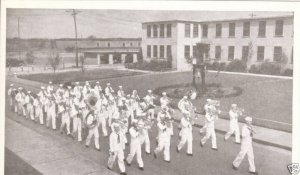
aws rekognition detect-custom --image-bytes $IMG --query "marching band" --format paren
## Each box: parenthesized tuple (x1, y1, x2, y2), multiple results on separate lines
(7, 82, 258, 175)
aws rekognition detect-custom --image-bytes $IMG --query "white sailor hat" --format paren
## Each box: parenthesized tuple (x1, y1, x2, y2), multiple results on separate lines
(162, 92, 167, 96)
(231, 104, 237, 108)
(59, 84, 63, 87)
(132, 119, 138, 124)
(245, 117, 252, 122)
(10, 84, 14, 87)
(206, 99, 212, 102)
(41, 86, 45, 90)
(49, 81, 52, 84)
(85, 81, 89, 84)
(75, 82, 80, 85)
(27, 91, 31, 94)
(148, 90, 152, 93)
(183, 96, 188, 99)
(127, 94, 131, 98)
(67, 86, 72, 89)
(111, 122, 120, 129)
(18, 87, 22, 90)
(96, 81, 99, 84)
(119, 85, 122, 88)
(107, 83, 111, 86)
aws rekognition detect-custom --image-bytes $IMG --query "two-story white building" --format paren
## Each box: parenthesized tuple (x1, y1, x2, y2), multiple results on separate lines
(141, 15, 293, 70)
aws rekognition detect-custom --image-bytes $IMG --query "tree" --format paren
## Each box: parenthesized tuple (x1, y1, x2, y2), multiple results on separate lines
(279, 51, 289, 74)
(25, 51, 35, 65)
(48, 53, 61, 73)
(87, 35, 96, 40)
(80, 55, 85, 72)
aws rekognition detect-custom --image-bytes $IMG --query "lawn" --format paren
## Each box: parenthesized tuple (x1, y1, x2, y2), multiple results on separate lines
(18, 69, 143, 84)
(16, 70, 292, 132)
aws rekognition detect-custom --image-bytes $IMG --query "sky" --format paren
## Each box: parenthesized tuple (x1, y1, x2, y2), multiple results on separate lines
(6, 9, 292, 39)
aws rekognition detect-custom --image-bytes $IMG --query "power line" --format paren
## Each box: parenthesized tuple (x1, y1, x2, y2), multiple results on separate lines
(66, 9, 81, 68)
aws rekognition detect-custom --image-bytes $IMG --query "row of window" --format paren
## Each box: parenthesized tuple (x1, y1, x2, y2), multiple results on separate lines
(96, 42, 140, 47)
(147, 24, 172, 38)
(184, 20, 284, 38)
(184, 45, 292, 63)
(147, 45, 172, 58)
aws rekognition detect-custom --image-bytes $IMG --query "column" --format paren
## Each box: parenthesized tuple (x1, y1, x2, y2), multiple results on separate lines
(121, 54, 127, 63)
(109, 54, 113, 64)
(97, 54, 101, 65)
(133, 54, 138, 63)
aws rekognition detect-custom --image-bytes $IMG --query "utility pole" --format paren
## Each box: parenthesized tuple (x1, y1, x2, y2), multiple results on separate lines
(66, 9, 81, 68)
(18, 17, 21, 60)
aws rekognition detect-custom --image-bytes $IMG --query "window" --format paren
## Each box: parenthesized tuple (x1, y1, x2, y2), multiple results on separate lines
(242, 46, 249, 61)
(160, 45, 164, 58)
(275, 20, 283, 36)
(123, 43, 125, 47)
(193, 45, 197, 57)
(167, 45, 172, 58)
(138, 42, 140, 46)
(291, 47, 293, 64)
(229, 23, 235, 37)
(97, 43, 99, 47)
(185, 24, 191, 37)
(147, 25, 151, 38)
(184, 45, 190, 58)
(202, 24, 208, 38)
(273, 46, 282, 62)
(243, 22, 250, 37)
(228, 46, 235, 60)
(153, 45, 158, 58)
(215, 46, 221, 60)
(257, 46, 265, 61)
(107, 42, 110, 47)
(147, 45, 151, 57)
(258, 21, 266, 37)
(160, 24, 165, 37)
(130, 43, 133, 46)
(153, 25, 158, 38)
(167, 24, 172, 37)
(193, 24, 199, 38)
(216, 24, 222, 37)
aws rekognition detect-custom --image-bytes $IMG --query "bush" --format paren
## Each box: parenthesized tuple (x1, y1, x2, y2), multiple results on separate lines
(259, 61, 281, 75)
(226, 59, 247, 72)
(6, 58, 24, 67)
(282, 68, 293, 76)
(126, 59, 171, 72)
(206, 61, 226, 71)
(248, 64, 260, 74)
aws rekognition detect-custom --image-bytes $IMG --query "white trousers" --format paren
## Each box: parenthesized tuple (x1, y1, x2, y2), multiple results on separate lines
(177, 132, 193, 154)
(127, 109, 134, 124)
(72, 117, 82, 141)
(46, 112, 56, 129)
(154, 137, 170, 161)
(35, 107, 44, 125)
(85, 126, 100, 149)
(98, 116, 108, 137)
(126, 141, 143, 167)
(140, 131, 150, 154)
(26, 104, 34, 120)
(201, 127, 217, 149)
(60, 113, 70, 134)
(233, 142, 256, 172)
(225, 123, 240, 143)
(108, 149, 126, 173)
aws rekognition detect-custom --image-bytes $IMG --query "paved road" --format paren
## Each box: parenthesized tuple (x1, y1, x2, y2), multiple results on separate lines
(6, 106, 291, 175)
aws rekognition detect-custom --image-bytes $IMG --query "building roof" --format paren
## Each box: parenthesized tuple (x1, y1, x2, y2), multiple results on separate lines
(80, 47, 140, 53)
(142, 15, 293, 25)
(56, 38, 142, 41)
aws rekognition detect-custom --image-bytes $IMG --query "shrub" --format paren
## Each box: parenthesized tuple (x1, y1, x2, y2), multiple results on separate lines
(206, 61, 226, 71)
(126, 59, 170, 72)
(226, 59, 247, 72)
(248, 64, 260, 74)
(282, 68, 293, 76)
(6, 58, 24, 67)
(259, 61, 281, 75)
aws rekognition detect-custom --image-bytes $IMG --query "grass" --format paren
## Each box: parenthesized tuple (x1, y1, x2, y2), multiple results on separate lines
(18, 69, 143, 84)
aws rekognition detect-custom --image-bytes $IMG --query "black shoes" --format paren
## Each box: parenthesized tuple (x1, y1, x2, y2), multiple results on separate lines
(176, 147, 180, 153)
(164, 160, 171, 163)
(200, 142, 203, 147)
(232, 164, 238, 170)
(186, 153, 193, 156)
(120, 172, 127, 175)
(212, 148, 218, 151)
(153, 152, 157, 158)
(139, 167, 144, 171)
(248, 171, 258, 175)
(125, 160, 131, 166)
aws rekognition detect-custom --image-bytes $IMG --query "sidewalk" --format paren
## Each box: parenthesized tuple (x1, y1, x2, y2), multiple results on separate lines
(7, 76, 292, 151)
(5, 118, 116, 175)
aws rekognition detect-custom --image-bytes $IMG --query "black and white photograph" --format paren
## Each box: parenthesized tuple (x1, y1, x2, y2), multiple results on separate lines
(1, 1, 300, 175)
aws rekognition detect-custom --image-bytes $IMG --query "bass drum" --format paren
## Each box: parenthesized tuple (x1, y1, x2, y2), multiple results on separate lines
(189, 90, 197, 100)
(85, 111, 97, 129)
